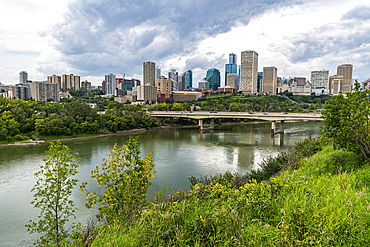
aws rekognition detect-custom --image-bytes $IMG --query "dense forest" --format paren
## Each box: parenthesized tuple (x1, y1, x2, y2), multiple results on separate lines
(0, 96, 159, 143)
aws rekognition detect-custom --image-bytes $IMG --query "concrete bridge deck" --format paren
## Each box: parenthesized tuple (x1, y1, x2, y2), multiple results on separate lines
(148, 111, 323, 134)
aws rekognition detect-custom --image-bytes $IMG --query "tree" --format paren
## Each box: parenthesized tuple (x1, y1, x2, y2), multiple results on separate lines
(81, 136, 155, 224)
(322, 80, 370, 159)
(26, 141, 81, 245)
(171, 102, 185, 111)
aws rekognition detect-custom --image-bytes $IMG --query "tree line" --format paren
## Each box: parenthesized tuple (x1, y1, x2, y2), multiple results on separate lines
(0, 96, 159, 143)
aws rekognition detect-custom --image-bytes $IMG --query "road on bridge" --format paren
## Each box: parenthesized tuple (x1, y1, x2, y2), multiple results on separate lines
(147, 111, 323, 122)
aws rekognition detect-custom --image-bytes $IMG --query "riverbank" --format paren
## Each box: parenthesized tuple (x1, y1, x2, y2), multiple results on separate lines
(74, 137, 370, 246)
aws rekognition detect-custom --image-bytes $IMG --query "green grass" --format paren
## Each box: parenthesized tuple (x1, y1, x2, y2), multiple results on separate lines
(74, 144, 370, 246)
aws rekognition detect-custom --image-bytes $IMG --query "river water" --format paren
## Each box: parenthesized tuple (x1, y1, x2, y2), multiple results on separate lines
(0, 121, 321, 246)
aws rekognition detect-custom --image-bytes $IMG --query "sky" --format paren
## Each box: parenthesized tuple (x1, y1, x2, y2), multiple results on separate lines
(1, 0, 370, 87)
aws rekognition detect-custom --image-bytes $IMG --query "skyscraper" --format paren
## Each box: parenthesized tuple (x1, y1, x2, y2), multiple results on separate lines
(19, 71, 28, 84)
(240, 50, 258, 93)
(225, 53, 237, 85)
(61, 74, 80, 91)
(262, 67, 278, 94)
(257, 72, 263, 92)
(155, 67, 161, 84)
(206, 68, 220, 91)
(185, 70, 192, 90)
(105, 73, 116, 95)
(229, 53, 237, 64)
(178, 72, 186, 91)
(48, 75, 62, 91)
(168, 69, 178, 91)
(337, 64, 353, 93)
(311, 70, 329, 89)
(143, 61, 155, 86)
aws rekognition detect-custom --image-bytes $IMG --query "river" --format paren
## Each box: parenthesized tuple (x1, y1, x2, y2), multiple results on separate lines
(0, 121, 321, 246)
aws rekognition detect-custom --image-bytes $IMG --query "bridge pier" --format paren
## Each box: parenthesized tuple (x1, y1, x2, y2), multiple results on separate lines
(271, 121, 276, 135)
(280, 120, 284, 133)
(198, 119, 203, 131)
(210, 119, 214, 129)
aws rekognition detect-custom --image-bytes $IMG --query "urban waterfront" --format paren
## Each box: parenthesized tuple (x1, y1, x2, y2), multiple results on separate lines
(0, 121, 321, 246)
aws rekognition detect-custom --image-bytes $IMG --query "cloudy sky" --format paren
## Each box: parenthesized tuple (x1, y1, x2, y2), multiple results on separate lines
(1, 0, 369, 87)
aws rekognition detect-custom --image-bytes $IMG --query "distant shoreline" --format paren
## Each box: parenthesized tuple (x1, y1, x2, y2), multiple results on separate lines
(0, 120, 315, 147)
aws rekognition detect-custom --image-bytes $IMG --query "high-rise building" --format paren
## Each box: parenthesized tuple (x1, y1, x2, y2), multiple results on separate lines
(168, 69, 178, 91)
(19, 71, 28, 84)
(105, 73, 116, 95)
(48, 75, 62, 91)
(61, 74, 80, 91)
(81, 80, 92, 92)
(198, 81, 210, 90)
(225, 64, 237, 86)
(157, 77, 172, 102)
(229, 53, 237, 64)
(155, 67, 161, 84)
(240, 50, 258, 93)
(262, 67, 278, 94)
(143, 61, 155, 86)
(32, 81, 60, 102)
(225, 53, 238, 85)
(226, 73, 238, 90)
(257, 72, 263, 92)
(178, 72, 186, 91)
(329, 75, 344, 95)
(337, 64, 353, 93)
(185, 70, 192, 90)
(206, 68, 220, 91)
(14, 84, 30, 100)
(311, 70, 329, 89)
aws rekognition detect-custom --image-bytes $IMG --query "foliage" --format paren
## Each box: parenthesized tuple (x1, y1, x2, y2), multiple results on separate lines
(26, 141, 80, 245)
(322, 80, 370, 159)
(78, 145, 370, 246)
(171, 102, 185, 111)
(81, 136, 156, 225)
(0, 96, 160, 143)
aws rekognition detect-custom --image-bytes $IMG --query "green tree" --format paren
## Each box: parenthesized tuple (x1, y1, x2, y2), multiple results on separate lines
(26, 141, 81, 245)
(322, 80, 370, 159)
(171, 102, 185, 111)
(81, 136, 155, 224)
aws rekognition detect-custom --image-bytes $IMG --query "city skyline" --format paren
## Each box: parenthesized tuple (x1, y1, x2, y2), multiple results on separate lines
(0, 0, 369, 86)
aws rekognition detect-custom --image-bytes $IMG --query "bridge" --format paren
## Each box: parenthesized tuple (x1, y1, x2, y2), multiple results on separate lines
(148, 111, 323, 134)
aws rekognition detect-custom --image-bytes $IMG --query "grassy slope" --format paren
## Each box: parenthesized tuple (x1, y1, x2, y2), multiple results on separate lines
(80, 146, 370, 246)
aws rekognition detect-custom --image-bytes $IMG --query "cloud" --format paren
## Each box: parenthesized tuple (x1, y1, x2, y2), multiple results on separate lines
(46, 0, 299, 79)
(341, 4, 370, 21)
(283, 4, 370, 81)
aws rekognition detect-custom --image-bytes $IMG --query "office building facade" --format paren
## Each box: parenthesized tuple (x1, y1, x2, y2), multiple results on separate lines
(226, 73, 239, 90)
(185, 70, 192, 90)
(105, 73, 116, 95)
(262, 67, 278, 94)
(229, 53, 237, 64)
(155, 67, 161, 83)
(32, 81, 60, 102)
(143, 61, 155, 86)
(168, 69, 178, 91)
(240, 50, 258, 93)
(61, 74, 80, 91)
(206, 68, 221, 91)
(337, 64, 353, 93)
(311, 70, 329, 89)
(257, 72, 263, 92)
(225, 53, 237, 86)
(19, 71, 28, 84)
